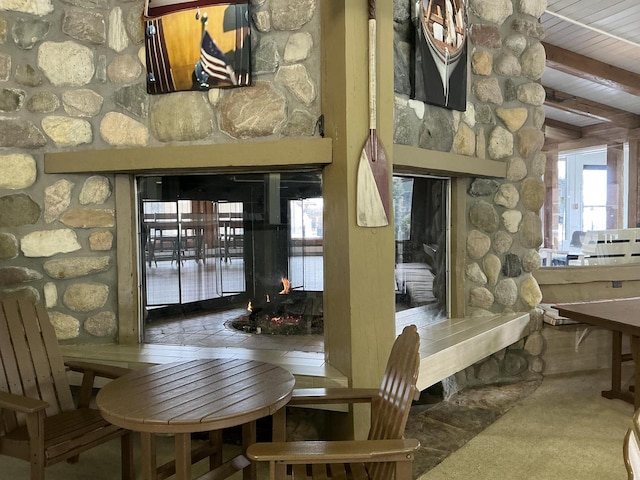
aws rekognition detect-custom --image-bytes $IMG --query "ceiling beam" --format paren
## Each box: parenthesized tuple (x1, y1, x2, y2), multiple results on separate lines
(543, 118, 582, 142)
(543, 42, 640, 97)
(549, 136, 618, 153)
(580, 124, 629, 143)
(544, 86, 640, 129)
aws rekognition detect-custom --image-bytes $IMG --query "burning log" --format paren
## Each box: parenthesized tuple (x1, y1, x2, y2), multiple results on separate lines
(247, 294, 281, 323)
(235, 280, 322, 335)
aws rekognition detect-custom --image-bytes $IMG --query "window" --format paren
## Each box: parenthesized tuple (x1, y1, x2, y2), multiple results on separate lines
(288, 198, 323, 291)
(542, 144, 635, 267)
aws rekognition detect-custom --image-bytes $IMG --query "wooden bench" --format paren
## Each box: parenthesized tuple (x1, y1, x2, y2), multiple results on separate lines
(581, 228, 640, 265)
(396, 308, 531, 391)
(62, 311, 530, 395)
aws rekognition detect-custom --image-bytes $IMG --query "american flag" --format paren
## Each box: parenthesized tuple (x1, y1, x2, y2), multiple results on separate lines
(199, 30, 237, 85)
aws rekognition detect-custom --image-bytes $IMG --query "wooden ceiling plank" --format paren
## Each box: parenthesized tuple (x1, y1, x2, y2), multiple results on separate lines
(543, 42, 640, 96)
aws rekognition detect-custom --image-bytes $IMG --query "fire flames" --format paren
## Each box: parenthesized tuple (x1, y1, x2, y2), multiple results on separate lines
(270, 314, 300, 326)
(243, 277, 301, 332)
(280, 277, 291, 294)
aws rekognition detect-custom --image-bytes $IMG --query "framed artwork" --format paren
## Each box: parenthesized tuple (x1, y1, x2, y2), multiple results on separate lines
(143, 0, 251, 94)
(411, 0, 467, 111)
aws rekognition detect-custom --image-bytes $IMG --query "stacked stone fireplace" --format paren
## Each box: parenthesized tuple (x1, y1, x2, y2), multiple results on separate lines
(0, 0, 546, 394)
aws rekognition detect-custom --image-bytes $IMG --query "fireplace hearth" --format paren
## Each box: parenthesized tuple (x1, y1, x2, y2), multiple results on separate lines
(228, 289, 323, 335)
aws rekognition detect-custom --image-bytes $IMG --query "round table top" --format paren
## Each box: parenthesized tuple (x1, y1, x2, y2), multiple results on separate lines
(96, 358, 295, 434)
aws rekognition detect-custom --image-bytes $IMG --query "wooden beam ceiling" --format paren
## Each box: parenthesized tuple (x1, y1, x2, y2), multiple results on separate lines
(543, 42, 640, 97)
(544, 86, 640, 129)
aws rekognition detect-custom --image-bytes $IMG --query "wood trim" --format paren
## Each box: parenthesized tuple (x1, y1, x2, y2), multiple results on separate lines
(449, 177, 467, 318)
(534, 264, 640, 285)
(115, 175, 140, 345)
(606, 145, 624, 229)
(393, 144, 506, 178)
(544, 151, 559, 249)
(44, 138, 333, 174)
(629, 138, 639, 228)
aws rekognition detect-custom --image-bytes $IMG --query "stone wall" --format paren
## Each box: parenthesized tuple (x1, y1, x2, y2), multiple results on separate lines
(0, 0, 548, 389)
(394, 0, 547, 391)
(0, 0, 320, 342)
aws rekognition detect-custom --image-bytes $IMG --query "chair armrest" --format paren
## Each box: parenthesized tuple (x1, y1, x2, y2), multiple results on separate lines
(0, 390, 49, 414)
(65, 361, 132, 408)
(271, 388, 381, 444)
(65, 361, 132, 379)
(289, 388, 380, 406)
(247, 438, 420, 463)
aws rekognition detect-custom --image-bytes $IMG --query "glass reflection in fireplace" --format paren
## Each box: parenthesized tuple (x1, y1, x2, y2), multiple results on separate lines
(137, 172, 324, 325)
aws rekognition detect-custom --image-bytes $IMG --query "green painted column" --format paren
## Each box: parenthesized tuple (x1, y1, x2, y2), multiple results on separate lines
(320, 0, 396, 439)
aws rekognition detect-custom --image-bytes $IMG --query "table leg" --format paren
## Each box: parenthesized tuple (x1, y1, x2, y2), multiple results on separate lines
(602, 331, 635, 404)
(242, 421, 257, 480)
(175, 433, 192, 480)
(602, 331, 623, 400)
(272, 408, 286, 442)
(613, 331, 622, 392)
(209, 430, 223, 471)
(140, 432, 156, 480)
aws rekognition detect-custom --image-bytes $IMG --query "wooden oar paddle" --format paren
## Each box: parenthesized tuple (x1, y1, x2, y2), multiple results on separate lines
(357, 0, 390, 227)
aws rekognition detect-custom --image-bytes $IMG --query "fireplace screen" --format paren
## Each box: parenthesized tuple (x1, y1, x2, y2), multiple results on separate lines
(137, 172, 323, 321)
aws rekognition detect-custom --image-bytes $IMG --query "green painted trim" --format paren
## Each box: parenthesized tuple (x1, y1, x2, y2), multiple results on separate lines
(45, 138, 333, 174)
(394, 144, 507, 178)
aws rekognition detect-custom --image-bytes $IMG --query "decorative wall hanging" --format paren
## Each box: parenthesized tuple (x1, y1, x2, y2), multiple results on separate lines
(143, 0, 251, 94)
(357, 0, 391, 228)
(411, 0, 467, 111)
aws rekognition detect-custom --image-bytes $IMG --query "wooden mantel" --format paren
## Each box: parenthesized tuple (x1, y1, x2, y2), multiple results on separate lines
(394, 144, 507, 178)
(44, 137, 333, 174)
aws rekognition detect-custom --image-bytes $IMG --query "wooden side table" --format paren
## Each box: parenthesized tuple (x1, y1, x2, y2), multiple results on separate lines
(97, 358, 295, 480)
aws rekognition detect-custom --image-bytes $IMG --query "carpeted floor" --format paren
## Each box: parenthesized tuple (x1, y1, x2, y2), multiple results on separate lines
(419, 368, 634, 480)
(0, 368, 634, 479)
(406, 378, 544, 476)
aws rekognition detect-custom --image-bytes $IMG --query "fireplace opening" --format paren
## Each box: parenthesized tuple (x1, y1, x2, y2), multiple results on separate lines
(393, 175, 448, 319)
(137, 172, 449, 350)
(228, 278, 323, 335)
(137, 172, 324, 331)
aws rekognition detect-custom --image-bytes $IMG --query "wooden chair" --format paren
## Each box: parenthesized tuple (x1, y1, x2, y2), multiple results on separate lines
(246, 324, 421, 480)
(624, 409, 640, 479)
(0, 296, 134, 480)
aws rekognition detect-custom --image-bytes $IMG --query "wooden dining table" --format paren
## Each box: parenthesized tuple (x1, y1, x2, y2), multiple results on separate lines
(96, 358, 295, 480)
(555, 297, 640, 409)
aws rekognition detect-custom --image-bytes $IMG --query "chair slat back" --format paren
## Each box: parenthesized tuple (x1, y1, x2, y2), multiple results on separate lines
(0, 297, 74, 434)
(367, 324, 420, 480)
(0, 299, 22, 435)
